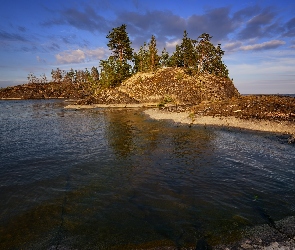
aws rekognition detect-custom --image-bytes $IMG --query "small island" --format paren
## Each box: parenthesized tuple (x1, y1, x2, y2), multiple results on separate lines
(1, 24, 295, 142)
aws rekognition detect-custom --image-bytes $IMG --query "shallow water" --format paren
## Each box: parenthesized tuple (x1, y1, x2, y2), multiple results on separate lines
(0, 99, 294, 249)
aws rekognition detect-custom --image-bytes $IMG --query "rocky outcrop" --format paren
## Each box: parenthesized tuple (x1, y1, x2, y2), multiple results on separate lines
(0, 82, 91, 100)
(191, 95, 295, 122)
(0, 68, 239, 105)
(81, 67, 239, 105)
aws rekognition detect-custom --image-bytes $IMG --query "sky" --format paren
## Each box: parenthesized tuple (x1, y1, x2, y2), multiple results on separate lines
(0, 0, 295, 94)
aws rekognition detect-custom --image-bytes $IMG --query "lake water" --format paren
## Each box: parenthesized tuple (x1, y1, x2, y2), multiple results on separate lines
(0, 99, 294, 249)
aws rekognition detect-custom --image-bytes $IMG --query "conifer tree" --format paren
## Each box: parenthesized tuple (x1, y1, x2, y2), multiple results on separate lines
(148, 35, 159, 71)
(133, 43, 149, 73)
(180, 30, 196, 68)
(160, 48, 169, 67)
(101, 24, 133, 87)
(106, 24, 133, 62)
(196, 33, 228, 77)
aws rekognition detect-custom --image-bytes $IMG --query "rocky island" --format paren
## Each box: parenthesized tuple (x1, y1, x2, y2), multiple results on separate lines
(1, 66, 295, 141)
(1, 24, 294, 143)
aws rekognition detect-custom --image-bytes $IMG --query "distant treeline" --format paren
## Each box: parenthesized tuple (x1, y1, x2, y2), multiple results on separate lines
(28, 24, 229, 91)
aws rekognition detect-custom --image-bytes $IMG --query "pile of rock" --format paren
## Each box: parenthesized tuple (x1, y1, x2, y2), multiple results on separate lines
(191, 95, 295, 122)
(76, 88, 139, 105)
(0, 82, 91, 100)
(81, 67, 240, 105)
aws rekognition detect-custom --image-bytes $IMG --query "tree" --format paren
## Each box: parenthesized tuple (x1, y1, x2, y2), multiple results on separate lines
(133, 42, 149, 73)
(100, 57, 131, 88)
(106, 24, 133, 62)
(102, 24, 133, 87)
(27, 72, 38, 84)
(196, 33, 228, 77)
(160, 48, 169, 67)
(148, 35, 159, 71)
(51, 68, 63, 83)
(180, 30, 196, 68)
(171, 30, 196, 68)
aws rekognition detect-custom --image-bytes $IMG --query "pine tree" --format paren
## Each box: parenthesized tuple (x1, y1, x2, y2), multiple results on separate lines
(106, 24, 133, 62)
(180, 30, 196, 68)
(102, 24, 133, 86)
(196, 33, 228, 77)
(148, 35, 159, 71)
(160, 48, 169, 67)
(133, 43, 149, 73)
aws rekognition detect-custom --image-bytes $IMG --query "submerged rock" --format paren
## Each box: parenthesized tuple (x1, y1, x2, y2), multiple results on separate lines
(288, 134, 295, 144)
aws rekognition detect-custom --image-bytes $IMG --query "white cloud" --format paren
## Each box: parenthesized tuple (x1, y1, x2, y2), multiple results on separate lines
(223, 41, 242, 51)
(36, 55, 46, 63)
(240, 40, 285, 51)
(85, 48, 107, 59)
(165, 39, 181, 51)
(225, 52, 295, 94)
(55, 47, 108, 64)
(56, 49, 86, 64)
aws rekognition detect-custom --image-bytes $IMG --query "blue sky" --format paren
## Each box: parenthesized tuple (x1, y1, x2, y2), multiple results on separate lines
(0, 0, 295, 94)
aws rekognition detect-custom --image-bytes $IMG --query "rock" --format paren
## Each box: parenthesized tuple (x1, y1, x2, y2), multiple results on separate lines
(288, 134, 295, 144)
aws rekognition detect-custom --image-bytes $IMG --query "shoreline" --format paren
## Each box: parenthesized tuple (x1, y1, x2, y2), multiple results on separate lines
(144, 108, 295, 135)
(64, 103, 159, 109)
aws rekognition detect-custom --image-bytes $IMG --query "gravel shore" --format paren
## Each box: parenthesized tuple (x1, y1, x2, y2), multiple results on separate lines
(144, 108, 295, 135)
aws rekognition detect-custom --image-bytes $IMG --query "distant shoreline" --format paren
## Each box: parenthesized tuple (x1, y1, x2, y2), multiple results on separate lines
(144, 108, 295, 136)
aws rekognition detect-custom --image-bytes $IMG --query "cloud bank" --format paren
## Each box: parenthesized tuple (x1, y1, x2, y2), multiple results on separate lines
(55, 48, 108, 64)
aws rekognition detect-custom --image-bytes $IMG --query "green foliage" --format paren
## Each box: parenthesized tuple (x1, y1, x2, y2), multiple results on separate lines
(133, 35, 160, 73)
(148, 35, 160, 71)
(133, 42, 149, 73)
(170, 31, 197, 68)
(160, 48, 169, 67)
(158, 95, 174, 108)
(196, 33, 228, 77)
(106, 24, 133, 62)
(169, 31, 229, 78)
(99, 57, 131, 88)
(27, 25, 231, 92)
(100, 24, 134, 88)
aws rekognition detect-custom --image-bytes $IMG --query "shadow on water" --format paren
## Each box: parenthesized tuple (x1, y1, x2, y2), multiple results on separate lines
(0, 101, 295, 249)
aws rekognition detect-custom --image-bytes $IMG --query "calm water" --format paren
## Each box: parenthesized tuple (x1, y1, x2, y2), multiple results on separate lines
(0, 99, 294, 249)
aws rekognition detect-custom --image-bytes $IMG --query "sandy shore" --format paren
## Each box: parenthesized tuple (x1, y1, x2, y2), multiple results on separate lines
(144, 108, 295, 135)
(65, 103, 159, 109)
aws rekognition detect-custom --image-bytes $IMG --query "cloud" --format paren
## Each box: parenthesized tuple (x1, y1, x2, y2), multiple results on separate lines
(41, 4, 292, 51)
(36, 56, 46, 63)
(284, 17, 295, 37)
(165, 39, 181, 51)
(187, 7, 235, 41)
(118, 7, 235, 43)
(56, 49, 86, 64)
(223, 41, 243, 51)
(18, 26, 26, 32)
(85, 48, 107, 59)
(42, 6, 110, 33)
(0, 30, 28, 42)
(55, 48, 108, 64)
(237, 8, 278, 39)
(48, 42, 60, 51)
(232, 5, 261, 23)
(117, 10, 186, 38)
(240, 40, 285, 51)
